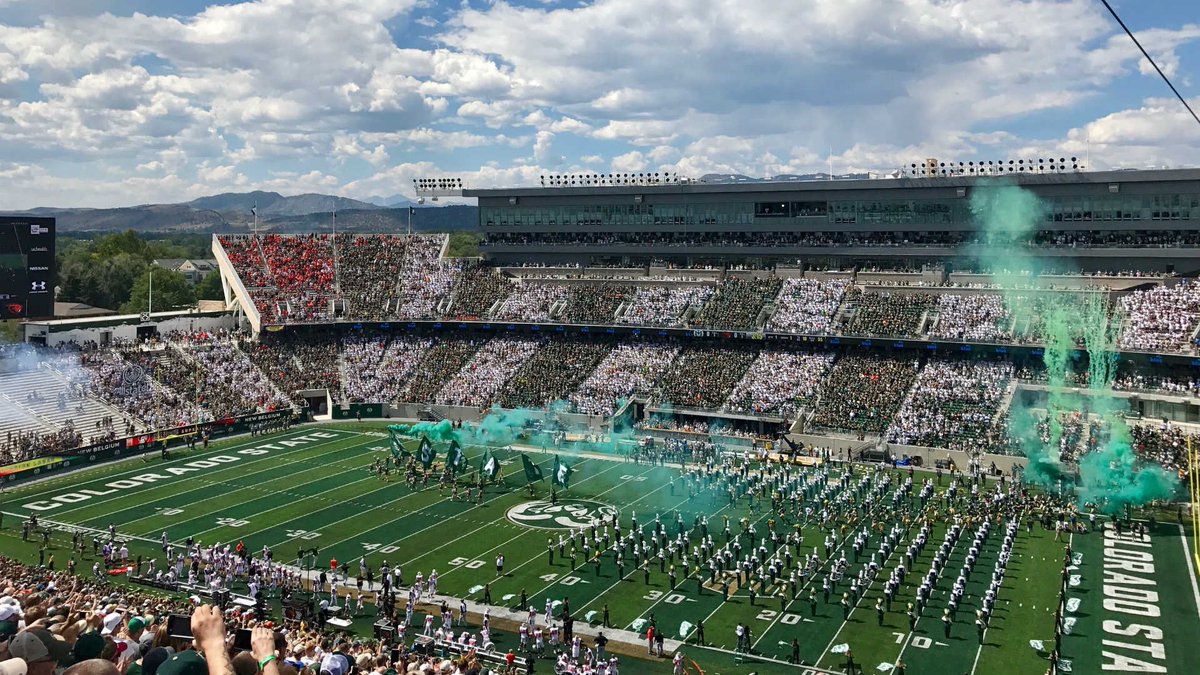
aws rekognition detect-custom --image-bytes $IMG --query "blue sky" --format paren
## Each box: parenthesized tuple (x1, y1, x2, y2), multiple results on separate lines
(0, 0, 1196, 208)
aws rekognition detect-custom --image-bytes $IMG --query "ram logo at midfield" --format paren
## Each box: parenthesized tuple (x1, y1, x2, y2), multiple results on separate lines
(506, 499, 617, 530)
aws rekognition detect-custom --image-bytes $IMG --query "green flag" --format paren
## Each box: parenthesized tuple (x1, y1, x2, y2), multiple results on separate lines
(447, 439, 466, 471)
(388, 428, 411, 463)
(522, 454, 544, 483)
(418, 435, 436, 468)
(481, 452, 500, 480)
(552, 455, 573, 488)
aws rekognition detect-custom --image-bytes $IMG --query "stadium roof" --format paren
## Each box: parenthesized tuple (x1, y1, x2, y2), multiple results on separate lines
(464, 167, 1200, 198)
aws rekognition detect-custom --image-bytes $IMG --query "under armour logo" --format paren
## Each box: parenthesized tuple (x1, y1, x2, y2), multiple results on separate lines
(30, 281, 46, 291)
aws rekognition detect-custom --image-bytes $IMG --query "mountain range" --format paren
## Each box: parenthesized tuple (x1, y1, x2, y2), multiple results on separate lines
(0, 191, 477, 233)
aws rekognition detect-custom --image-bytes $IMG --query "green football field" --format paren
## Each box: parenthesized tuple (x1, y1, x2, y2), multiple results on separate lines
(2, 422, 1198, 675)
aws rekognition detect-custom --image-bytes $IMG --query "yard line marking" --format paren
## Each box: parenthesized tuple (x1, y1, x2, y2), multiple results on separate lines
(390, 457, 604, 568)
(19, 430, 351, 519)
(176, 471, 398, 541)
(116, 450, 377, 534)
(528, 466, 716, 614)
(434, 460, 653, 587)
(751, 475, 906, 654)
(288, 453, 572, 560)
(1178, 523, 1200, 621)
(689, 645, 845, 674)
(246, 475, 471, 548)
(622, 495, 760, 628)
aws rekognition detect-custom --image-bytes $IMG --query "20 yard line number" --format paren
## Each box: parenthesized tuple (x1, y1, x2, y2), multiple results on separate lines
(755, 609, 802, 624)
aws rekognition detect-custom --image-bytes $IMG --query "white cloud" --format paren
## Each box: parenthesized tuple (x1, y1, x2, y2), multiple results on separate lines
(0, 0, 1196, 208)
(610, 150, 646, 172)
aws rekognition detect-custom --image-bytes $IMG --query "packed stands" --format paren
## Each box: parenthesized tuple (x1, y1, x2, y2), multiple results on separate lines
(725, 351, 834, 419)
(811, 354, 919, 433)
(260, 233, 336, 322)
(560, 283, 632, 324)
(492, 283, 567, 322)
(217, 234, 272, 288)
(484, 228, 1200, 249)
(497, 339, 612, 409)
(339, 334, 431, 403)
(842, 289, 934, 338)
(1113, 372, 1200, 397)
(1130, 421, 1191, 475)
(333, 234, 407, 321)
(766, 278, 847, 333)
(928, 293, 1011, 342)
(1118, 280, 1200, 352)
(569, 342, 680, 415)
(180, 335, 291, 413)
(655, 344, 758, 409)
(618, 284, 714, 327)
(691, 277, 781, 329)
(148, 344, 259, 420)
(887, 359, 1014, 453)
(395, 338, 480, 403)
(241, 333, 341, 404)
(393, 235, 460, 319)
(434, 336, 540, 407)
(447, 261, 512, 319)
(79, 345, 206, 430)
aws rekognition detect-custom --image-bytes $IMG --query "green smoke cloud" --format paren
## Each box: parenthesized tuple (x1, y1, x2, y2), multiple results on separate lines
(970, 180, 1179, 513)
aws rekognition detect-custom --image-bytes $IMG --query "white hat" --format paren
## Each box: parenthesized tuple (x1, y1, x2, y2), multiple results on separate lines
(0, 657, 28, 675)
(0, 604, 22, 621)
(102, 611, 124, 635)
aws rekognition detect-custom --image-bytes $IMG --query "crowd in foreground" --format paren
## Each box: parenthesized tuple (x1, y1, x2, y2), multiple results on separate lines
(0, 556, 527, 675)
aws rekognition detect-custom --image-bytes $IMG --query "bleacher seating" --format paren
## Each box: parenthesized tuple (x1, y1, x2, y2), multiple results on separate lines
(691, 277, 781, 329)
(655, 344, 758, 410)
(811, 354, 919, 433)
(496, 339, 612, 409)
(766, 278, 846, 333)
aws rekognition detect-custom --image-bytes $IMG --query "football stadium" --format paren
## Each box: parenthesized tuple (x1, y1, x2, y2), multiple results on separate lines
(4, 167, 1200, 675)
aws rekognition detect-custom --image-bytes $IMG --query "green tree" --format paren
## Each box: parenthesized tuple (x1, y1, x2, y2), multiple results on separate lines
(445, 231, 482, 258)
(195, 270, 225, 301)
(120, 267, 196, 314)
(93, 230, 151, 259)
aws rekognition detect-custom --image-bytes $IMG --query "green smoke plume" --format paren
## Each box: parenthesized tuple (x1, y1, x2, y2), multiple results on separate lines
(970, 180, 1179, 512)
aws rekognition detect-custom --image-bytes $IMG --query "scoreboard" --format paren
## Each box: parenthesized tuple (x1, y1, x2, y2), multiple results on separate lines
(0, 216, 55, 319)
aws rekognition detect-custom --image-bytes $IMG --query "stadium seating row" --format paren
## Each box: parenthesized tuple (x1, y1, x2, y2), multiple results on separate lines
(215, 235, 1200, 354)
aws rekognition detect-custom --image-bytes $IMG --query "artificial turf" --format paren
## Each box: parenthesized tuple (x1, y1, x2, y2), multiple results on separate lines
(1, 421, 1195, 675)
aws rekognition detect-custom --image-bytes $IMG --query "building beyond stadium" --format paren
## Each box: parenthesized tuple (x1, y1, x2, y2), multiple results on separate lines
(467, 168, 1200, 272)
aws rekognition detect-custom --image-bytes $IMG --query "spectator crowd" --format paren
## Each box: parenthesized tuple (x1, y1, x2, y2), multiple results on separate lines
(725, 351, 834, 419)
(655, 345, 758, 410)
(766, 279, 846, 334)
(568, 343, 679, 416)
(1118, 280, 1200, 352)
(811, 354, 919, 433)
(886, 360, 1013, 454)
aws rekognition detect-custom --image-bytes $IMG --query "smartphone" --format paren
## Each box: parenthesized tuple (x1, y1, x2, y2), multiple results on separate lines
(166, 614, 193, 639)
(233, 629, 253, 652)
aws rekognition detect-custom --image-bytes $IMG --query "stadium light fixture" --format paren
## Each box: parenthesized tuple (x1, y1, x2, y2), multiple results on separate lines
(413, 177, 464, 197)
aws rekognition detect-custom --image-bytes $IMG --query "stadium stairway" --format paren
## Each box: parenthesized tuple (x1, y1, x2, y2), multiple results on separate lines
(0, 384, 50, 436)
(1, 367, 123, 437)
(992, 379, 1019, 427)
